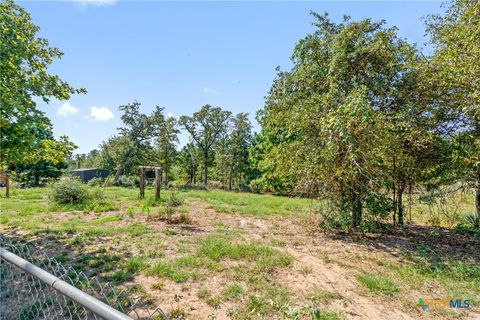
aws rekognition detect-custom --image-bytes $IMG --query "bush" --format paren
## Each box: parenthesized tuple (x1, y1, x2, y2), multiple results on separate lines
(49, 176, 88, 205)
(182, 183, 207, 191)
(87, 177, 105, 187)
(113, 175, 138, 187)
(207, 180, 223, 190)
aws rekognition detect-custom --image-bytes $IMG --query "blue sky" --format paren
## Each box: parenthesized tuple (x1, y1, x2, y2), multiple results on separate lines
(23, 0, 443, 154)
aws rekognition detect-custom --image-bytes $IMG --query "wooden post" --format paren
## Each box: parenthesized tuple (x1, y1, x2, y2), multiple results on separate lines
(139, 167, 145, 198)
(155, 168, 161, 200)
(5, 174, 9, 198)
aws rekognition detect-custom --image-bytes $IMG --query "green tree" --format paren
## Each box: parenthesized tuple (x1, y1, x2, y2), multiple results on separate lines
(96, 135, 138, 178)
(260, 13, 431, 227)
(227, 113, 252, 190)
(425, 0, 480, 220)
(177, 143, 200, 184)
(0, 0, 84, 169)
(156, 116, 179, 185)
(180, 105, 231, 186)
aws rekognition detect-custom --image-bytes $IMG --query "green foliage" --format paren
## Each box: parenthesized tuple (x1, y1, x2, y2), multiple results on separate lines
(424, 0, 480, 220)
(221, 283, 243, 301)
(113, 175, 138, 187)
(122, 257, 148, 273)
(0, 0, 83, 169)
(156, 116, 179, 184)
(256, 13, 428, 227)
(357, 273, 399, 295)
(180, 105, 232, 185)
(49, 176, 88, 205)
(87, 177, 105, 187)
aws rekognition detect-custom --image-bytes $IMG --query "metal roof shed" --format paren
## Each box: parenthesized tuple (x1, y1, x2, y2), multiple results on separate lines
(71, 168, 109, 182)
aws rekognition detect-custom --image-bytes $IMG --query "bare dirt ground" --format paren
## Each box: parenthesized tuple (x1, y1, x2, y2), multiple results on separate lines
(4, 200, 479, 320)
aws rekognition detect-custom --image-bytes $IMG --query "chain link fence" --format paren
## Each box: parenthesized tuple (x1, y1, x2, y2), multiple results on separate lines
(0, 236, 171, 320)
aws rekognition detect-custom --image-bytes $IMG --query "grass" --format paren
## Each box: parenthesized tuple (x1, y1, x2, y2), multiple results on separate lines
(198, 234, 293, 270)
(178, 188, 312, 217)
(357, 273, 399, 295)
(222, 283, 243, 300)
(2, 185, 478, 319)
(122, 256, 148, 273)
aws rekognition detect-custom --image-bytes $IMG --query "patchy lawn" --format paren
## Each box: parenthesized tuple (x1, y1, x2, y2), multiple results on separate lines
(1, 186, 479, 319)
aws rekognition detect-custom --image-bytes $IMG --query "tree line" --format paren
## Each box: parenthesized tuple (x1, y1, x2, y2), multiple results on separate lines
(76, 102, 253, 192)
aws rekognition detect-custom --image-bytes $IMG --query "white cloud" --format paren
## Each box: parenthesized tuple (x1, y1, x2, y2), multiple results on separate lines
(72, 0, 117, 9)
(203, 87, 218, 95)
(90, 106, 114, 121)
(57, 102, 79, 117)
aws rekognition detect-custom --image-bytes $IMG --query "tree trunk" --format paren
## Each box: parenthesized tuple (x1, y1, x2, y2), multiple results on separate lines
(476, 184, 480, 223)
(392, 156, 397, 226)
(408, 184, 413, 224)
(351, 195, 362, 228)
(203, 151, 208, 186)
(114, 166, 123, 183)
(164, 166, 169, 186)
(397, 185, 405, 226)
(228, 169, 232, 191)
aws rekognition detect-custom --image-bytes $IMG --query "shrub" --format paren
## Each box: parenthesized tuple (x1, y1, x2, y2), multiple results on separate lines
(87, 177, 105, 187)
(113, 175, 138, 187)
(207, 180, 224, 190)
(49, 176, 88, 205)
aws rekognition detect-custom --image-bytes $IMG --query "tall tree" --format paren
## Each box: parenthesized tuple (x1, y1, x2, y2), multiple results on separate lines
(227, 113, 252, 190)
(259, 13, 431, 227)
(156, 116, 179, 185)
(0, 0, 84, 169)
(116, 101, 165, 177)
(180, 105, 231, 186)
(177, 143, 200, 184)
(425, 0, 480, 220)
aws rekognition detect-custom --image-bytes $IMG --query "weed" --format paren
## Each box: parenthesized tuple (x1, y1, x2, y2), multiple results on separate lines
(147, 261, 190, 283)
(300, 266, 313, 276)
(197, 288, 211, 300)
(167, 306, 188, 319)
(123, 257, 148, 273)
(151, 281, 164, 291)
(357, 273, 399, 295)
(222, 283, 243, 300)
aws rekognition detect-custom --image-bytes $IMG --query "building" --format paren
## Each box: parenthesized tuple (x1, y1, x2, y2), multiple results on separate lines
(71, 168, 109, 182)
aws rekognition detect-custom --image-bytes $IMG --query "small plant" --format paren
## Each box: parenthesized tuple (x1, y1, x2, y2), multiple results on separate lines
(151, 281, 164, 291)
(178, 212, 191, 224)
(357, 273, 399, 295)
(197, 287, 211, 300)
(168, 306, 188, 319)
(122, 257, 148, 273)
(465, 213, 480, 229)
(166, 191, 183, 207)
(222, 283, 243, 300)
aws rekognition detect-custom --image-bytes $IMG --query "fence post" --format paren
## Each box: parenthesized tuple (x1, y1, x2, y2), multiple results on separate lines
(155, 168, 161, 200)
(5, 174, 9, 198)
(139, 167, 145, 198)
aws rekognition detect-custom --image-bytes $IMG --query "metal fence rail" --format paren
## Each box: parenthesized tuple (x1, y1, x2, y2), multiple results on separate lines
(0, 237, 170, 320)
